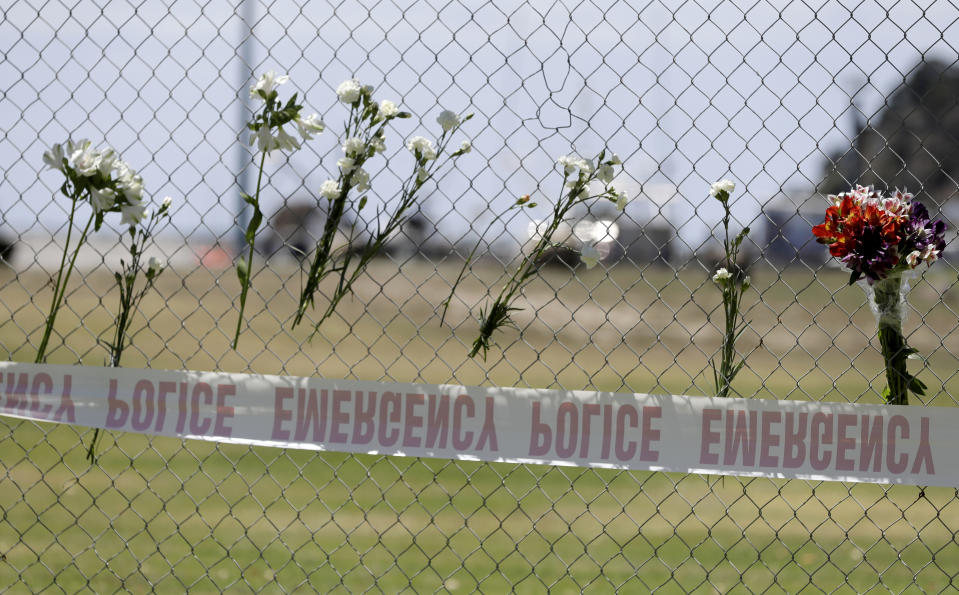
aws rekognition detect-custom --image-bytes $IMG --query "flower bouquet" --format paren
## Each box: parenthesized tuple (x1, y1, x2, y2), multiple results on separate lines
(812, 185, 946, 405)
(42, 140, 172, 460)
(39, 140, 155, 363)
(291, 79, 471, 337)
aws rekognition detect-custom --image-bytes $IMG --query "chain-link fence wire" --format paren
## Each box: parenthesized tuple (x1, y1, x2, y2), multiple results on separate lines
(3, 0, 959, 590)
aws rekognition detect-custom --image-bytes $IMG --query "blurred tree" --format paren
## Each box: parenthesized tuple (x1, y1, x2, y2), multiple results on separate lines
(819, 59, 959, 205)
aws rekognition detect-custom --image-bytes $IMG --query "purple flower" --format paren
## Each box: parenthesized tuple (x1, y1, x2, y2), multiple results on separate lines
(900, 200, 946, 267)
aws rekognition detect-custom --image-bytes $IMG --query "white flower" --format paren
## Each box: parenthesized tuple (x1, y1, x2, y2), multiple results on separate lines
(713, 267, 732, 283)
(119, 174, 144, 203)
(90, 187, 116, 212)
(353, 167, 371, 192)
(70, 142, 100, 177)
(161, 196, 173, 210)
(337, 157, 356, 173)
(370, 133, 386, 154)
(320, 179, 341, 200)
(274, 126, 301, 151)
(407, 136, 436, 160)
(906, 250, 921, 267)
(920, 244, 940, 264)
(120, 202, 147, 226)
(709, 179, 735, 198)
(596, 163, 615, 184)
(580, 245, 600, 269)
(294, 113, 325, 140)
(459, 140, 472, 154)
(147, 256, 164, 275)
(416, 167, 428, 183)
(557, 155, 577, 175)
(253, 127, 278, 153)
(114, 159, 133, 182)
(615, 189, 629, 211)
(250, 71, 289, 99)
(97, 148, 117, 177)
(252, 125, 299, 153)
(343, 136, 365, 156)
(566, 180, 588, 201)
(378, 99, 399, 120)
(437, 110, 460, 132)
(65, 139, 86, 157)
(43, 143, 65, 171)
(336, 78, 362, 104)
(609, 153, 622, 165)
(557, 155, 591, 176)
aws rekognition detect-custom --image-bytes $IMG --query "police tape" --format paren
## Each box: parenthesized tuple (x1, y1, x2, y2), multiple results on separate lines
(0, 361, 948, 487)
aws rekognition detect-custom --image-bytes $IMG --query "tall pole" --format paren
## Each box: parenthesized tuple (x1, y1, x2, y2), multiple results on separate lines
(234, 0, 255, 253)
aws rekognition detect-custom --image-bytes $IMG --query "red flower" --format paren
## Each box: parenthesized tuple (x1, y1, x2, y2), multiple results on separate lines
(812, 190, 905, 283)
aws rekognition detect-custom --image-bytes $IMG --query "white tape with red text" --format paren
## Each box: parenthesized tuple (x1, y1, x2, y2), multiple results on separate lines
(0, 362, 946, 487)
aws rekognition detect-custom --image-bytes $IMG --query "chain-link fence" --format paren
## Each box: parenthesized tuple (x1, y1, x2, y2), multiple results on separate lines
(3, 0, 959, 591)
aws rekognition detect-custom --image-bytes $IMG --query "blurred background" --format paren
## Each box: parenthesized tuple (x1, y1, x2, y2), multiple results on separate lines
(4, 0, 959, 271)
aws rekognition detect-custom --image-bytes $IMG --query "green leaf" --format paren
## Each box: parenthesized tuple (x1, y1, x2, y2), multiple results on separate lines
(236, 260, 249, 283)
(909, 375, 927, 396)
(245, 209, 263, 245)
(240, 192, 257, 206)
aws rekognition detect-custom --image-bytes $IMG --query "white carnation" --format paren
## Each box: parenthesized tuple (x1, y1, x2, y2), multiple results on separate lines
(320, 179, 341, 200)
(337, 157, 356, 173)
(407, 136, 436, 160)
(343, 136, 365, 156)
(336, 79, 362, 104)
(353, 167, 370, 192)
(709, 179, 735, 198)
(379, 99, 399, 119)
(615, 190, 629, 211)
(713, 267, 732, 283)
(596, 163, 615, 184)
(437, 110, 460, 132)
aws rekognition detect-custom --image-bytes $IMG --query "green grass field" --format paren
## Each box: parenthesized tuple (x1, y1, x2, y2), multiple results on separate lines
(2, 259, 959, 592)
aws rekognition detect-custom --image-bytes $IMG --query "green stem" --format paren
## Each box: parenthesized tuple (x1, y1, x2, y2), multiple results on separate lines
(293, 172, 353, 328)
(36, 206, 94, 363)
(469, 178, 588, 359)
(874, 275, 909, 406)
(232, 150, 268, 349)
(713, 193, 747, 398)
